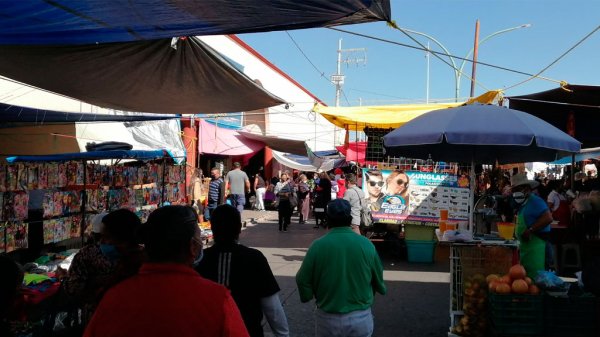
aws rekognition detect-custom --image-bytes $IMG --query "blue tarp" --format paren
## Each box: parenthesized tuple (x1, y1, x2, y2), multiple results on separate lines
(551, 147, 600, 165)
(0, 103, 178, 123)
(6, 150, 173, 163)
(0, 1, 390, 45)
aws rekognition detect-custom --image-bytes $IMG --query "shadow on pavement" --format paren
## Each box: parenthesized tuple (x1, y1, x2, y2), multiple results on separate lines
(268, 275, 450, 337)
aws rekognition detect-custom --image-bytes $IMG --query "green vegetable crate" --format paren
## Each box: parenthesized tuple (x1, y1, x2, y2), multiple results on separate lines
(488, 292, 543, 336)
(544, 293, 599, 337)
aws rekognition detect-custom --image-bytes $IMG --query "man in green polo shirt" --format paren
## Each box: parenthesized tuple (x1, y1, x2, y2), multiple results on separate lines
(296, 199, 386, 337)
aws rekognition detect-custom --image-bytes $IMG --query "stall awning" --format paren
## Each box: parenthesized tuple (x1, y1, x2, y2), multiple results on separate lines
(198, 119, 263, 156)
(552, 147, 600, 165)
(336, 141, 367, 164)
(272, 151, 318, 172)
(507, 84, 600, 148)
(313, 102, 461, 131)
(313, 90, 502, 131)
(0, 37, 284, 114)
(0, 1, 390, 45)
(6, 149, 170, 163)
(0, 102, 178, 123)
(238, 130, 307, 156)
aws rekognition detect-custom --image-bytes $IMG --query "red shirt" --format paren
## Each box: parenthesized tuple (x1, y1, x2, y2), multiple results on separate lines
(336, 179, 347, 199)
(84, 263, 249, 337)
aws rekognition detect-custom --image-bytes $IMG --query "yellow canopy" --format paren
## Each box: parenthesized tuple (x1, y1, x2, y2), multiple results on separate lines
(313, 90, 502, 131)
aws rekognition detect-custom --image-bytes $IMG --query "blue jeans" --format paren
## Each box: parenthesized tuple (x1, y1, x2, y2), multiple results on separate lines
(232, 194, 245, 213)
(204, 203, 217, 220)
(315, 308, 373, 337)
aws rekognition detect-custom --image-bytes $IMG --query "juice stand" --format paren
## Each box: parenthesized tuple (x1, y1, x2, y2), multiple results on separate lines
(381, 104, 582, 336)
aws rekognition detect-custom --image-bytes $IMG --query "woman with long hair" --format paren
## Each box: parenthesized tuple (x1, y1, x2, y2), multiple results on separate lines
(253, 171, 267, 211)
(297, 174, 311, 224)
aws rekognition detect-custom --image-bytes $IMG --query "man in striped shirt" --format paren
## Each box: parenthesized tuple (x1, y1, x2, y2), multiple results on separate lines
(196, 204, 289, 337)
(205, 167, 224, 220)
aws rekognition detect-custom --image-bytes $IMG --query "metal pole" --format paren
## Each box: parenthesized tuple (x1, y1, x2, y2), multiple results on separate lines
(401, 28, 459, 101)
(456, 24, 531, 99)
(335, 38, 342, 107)
(470, 20, 480, 98)
(334, 39, 342, 146)
(426, 41, 430, 104)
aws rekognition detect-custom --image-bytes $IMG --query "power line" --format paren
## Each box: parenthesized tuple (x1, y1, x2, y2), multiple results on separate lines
(327, 27, 565, 86)
(285, 31, 334, 85)
(504, 24, 600, 91)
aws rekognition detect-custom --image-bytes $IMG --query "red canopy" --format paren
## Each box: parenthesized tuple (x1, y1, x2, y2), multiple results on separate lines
(336, 141, 367, 164)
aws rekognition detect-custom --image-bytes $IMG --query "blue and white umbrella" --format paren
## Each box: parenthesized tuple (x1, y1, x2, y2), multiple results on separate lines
(383, 104, 580, 164)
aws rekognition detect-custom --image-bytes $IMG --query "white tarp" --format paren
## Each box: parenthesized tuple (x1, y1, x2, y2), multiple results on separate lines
(1, 77, 186, 163)
(76, 120, 186, 163)
(271, 150, 318, 172)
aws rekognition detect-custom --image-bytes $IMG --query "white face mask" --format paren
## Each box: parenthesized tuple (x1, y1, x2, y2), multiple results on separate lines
(512, 191, 527, 204)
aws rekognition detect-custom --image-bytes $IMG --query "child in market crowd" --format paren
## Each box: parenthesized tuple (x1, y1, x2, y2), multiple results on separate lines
(196, 204, 289, 337)
(0, 256, 24, 337)
(59, 209, 143, 327)
(84, 205, 249, 337)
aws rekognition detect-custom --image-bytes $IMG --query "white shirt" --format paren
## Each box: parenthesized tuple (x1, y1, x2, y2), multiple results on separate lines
(547, 190, 565, 212)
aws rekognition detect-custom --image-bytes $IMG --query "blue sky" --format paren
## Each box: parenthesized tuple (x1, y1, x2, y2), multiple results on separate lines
(240, 0, 600, 107)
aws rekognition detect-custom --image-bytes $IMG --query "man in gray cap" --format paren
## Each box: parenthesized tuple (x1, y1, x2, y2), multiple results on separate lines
(296, 199, 386, 337)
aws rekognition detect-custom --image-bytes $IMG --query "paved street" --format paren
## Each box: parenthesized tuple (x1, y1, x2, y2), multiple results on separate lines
(239, 210, 451, 337)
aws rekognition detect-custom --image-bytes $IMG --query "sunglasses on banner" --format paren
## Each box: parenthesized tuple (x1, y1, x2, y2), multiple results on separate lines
(368, 180, 384, 187)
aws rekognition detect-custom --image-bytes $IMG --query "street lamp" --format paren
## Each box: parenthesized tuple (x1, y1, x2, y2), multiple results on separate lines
(402, 23, 531, 101)
(457, 24, 531, 99)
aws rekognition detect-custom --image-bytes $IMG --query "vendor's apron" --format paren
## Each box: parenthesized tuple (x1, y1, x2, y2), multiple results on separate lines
(552, 199, 571, 227)
(516, 211, 546, 279)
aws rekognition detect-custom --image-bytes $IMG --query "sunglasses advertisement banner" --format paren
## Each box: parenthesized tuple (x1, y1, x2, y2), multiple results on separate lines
(362, 168, 471, 226)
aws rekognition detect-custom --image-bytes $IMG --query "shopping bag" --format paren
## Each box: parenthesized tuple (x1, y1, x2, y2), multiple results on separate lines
(289, 193, 298, 209)
(360, 206, 373, 228)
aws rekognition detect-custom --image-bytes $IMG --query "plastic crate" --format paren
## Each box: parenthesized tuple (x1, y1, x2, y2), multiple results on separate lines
(489, 292, 543, 336)
(544, 293, 599, 337)
(450, 245, 515, 312)
(406, 240, 436, 263)
(404, 224, 437, 241)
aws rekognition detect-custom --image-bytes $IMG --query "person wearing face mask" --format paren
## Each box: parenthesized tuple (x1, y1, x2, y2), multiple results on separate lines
(511, 173, 553, 278)
(84, 205, 249, 337)
(196, 204, 289, 337)
(61, 209, 143, 327)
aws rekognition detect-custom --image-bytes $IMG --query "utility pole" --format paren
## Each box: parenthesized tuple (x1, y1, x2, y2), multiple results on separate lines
(331, 38, 366, 145)
(470, 19, 480, 98)
(425, 41, 430, 104)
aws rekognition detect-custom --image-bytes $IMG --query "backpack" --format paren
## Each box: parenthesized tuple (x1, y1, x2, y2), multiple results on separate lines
(352, 187, 372, 228)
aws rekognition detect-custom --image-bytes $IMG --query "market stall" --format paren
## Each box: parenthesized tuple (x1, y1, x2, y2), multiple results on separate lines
(380, 104, 600, 336)
(0, 149, 186, 336)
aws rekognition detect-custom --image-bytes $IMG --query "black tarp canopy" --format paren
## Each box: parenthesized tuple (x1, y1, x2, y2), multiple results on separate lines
(508, 85, 600, 148)
(0, 37, 284, 114)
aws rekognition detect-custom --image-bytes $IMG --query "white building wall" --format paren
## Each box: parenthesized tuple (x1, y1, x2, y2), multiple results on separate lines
(198, 35, 337, 152)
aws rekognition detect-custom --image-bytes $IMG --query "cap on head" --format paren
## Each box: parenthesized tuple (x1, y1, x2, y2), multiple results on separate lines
(326, 199, 352, 226)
